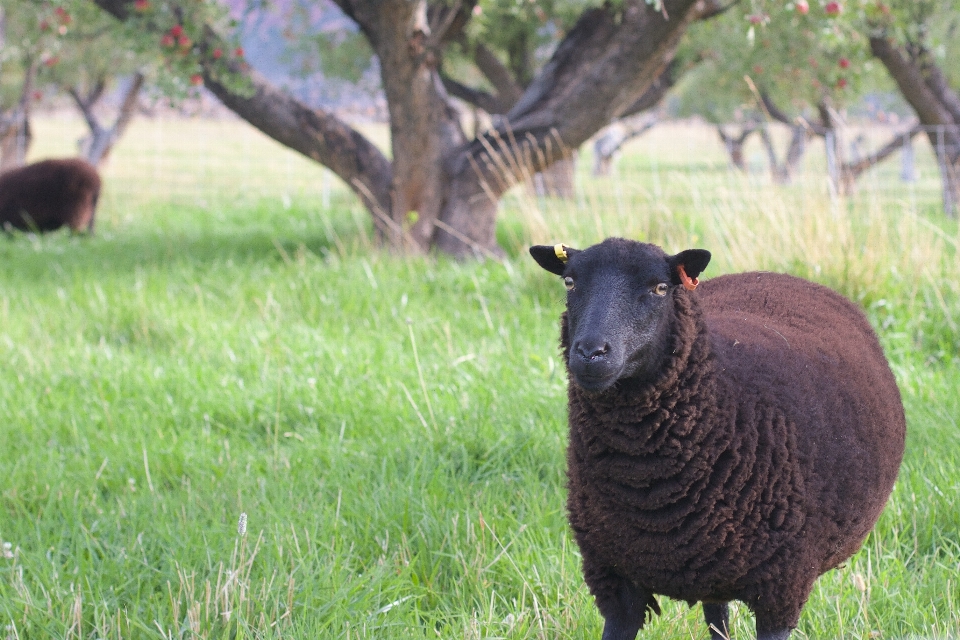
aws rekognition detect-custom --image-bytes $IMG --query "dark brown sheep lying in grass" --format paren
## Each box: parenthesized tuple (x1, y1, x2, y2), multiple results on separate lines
(530, 238, 905, 640)
(0, 158, 101, 234)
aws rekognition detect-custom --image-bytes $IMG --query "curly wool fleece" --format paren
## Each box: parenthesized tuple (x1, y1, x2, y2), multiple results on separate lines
(540, 240, 904, 639)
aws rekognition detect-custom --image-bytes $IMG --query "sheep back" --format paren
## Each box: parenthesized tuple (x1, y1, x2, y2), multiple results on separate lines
(0, 158, 101, 233)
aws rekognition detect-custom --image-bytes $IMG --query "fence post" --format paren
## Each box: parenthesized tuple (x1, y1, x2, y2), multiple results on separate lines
(936, 124, 957, 216)
(825, 130, 839, 198)
(899, 130, 916, 182)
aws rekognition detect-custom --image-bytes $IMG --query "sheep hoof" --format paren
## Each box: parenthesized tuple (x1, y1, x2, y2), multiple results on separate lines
(703, 602, 729, 639)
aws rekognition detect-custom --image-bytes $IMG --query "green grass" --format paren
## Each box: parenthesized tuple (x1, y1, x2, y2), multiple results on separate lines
(2, 118, 960, 638)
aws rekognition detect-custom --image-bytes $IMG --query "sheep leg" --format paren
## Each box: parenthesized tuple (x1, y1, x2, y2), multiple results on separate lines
(755, 614, 792, 640)
(702, 602, 730, 639)
(598, 580, 658, 640)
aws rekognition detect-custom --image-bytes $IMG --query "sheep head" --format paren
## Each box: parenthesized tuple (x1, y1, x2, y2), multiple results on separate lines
(530, 238, 710, 393)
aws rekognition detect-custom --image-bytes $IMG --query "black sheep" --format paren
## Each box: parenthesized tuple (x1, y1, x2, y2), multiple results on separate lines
(530, 237, 905, 640)
(0, 158, 101, 234)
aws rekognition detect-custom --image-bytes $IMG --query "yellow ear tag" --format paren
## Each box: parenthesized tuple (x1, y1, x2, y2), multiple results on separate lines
(554, 244, 569, 263)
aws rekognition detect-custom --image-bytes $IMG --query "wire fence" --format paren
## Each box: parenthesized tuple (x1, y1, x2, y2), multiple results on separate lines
(590, 121, 954, 210)
(25, 113, 957, 223)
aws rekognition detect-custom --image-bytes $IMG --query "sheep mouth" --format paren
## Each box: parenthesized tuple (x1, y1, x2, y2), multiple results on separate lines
(570, 370, 621, 394)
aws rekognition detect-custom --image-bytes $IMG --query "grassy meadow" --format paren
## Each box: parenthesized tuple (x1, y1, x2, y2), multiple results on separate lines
(1, 116, 959, 639)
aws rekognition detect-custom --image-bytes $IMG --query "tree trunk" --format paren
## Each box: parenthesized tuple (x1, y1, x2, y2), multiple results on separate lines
(0, 120, 31, 172)
(353, 2, 469, 251)
(716, 122, 758, 172)
(72, 72, 145, 167)
(756, 123, 808, 185)
(782, 124, 808, 180)
(870, 35, 960, 216)
(0, 60, 36, 172)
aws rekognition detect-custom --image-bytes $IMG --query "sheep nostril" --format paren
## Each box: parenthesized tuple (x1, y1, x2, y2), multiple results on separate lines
(576, 342, 610, 360)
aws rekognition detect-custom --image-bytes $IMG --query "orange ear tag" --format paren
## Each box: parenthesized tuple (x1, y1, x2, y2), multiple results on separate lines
(678, 264, 698, 291)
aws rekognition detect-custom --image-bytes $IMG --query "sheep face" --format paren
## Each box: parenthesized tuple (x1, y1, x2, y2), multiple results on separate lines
(530, 238, 710, 393)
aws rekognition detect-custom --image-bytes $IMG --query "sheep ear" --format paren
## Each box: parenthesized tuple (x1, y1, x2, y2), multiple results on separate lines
(667, 249, 711, 286)
(529, 244, 579, 275)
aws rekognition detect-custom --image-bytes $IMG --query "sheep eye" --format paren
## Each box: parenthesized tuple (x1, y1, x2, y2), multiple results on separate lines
(564, 277, 575, 291)
(653, 283, 669, 296)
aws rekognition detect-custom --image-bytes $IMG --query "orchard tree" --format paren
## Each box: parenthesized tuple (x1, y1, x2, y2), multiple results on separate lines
(675, 0, 919, 192)
(0, 2, 70, 169)
(705, 0, 959, 215)
(38, 0, 151, 167)
(1, 0, 195, 170)
(864, 0, 960, 215)
(90, 0, 722, 258)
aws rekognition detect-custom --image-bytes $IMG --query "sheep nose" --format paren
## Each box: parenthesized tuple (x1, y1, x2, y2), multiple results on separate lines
(575, 340, 610, 360)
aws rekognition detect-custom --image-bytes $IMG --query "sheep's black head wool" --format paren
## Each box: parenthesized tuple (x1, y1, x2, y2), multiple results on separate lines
(530, 238, 905, 640)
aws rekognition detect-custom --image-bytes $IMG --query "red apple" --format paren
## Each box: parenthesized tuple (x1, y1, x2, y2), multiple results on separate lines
(190, 74, 203, 86)
(796, 1, 809, 14)
(836, 77, 847, 89)
(825, 1, 842, 15)
(838, 57, 850, 69)
(213, 48, 223, 59)
(170, 24, 184, 37)
(160, 33, 175, 47)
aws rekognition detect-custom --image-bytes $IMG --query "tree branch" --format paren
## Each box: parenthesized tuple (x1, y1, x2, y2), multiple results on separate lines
(473, 43, 524, 109)
(91, 0, 394, 217)
(440, 75, 505, 113)
(68, 85, 104, 135)
(619, 59, 679, 119)
(449, 0, 701, 184)
(202, 51, 393, 217)
(757, 90, 832, 138)
(841, 123, 922, 182)
(426, 0, 475, 49)
(869, 36, 956, 128)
